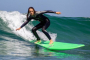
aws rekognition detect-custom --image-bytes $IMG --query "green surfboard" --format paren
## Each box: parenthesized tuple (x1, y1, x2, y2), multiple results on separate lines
(29, 40, 85, 50)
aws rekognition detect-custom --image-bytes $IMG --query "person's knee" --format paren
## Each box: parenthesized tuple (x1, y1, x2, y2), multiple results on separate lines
(42, 29, 47, 33)
(32, 27, 36, 32)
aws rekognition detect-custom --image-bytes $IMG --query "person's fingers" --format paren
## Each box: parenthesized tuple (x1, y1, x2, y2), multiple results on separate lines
(57, 12, 61, 14)
(16, 29, 18, 31)
(56, 12, 61, 14)
(16, 28, 20, 31)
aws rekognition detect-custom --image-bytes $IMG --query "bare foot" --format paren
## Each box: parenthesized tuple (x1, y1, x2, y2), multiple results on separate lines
(49, 39, 53, 45)
(34, 41, 38, 43)
(34, 40, 41, 43)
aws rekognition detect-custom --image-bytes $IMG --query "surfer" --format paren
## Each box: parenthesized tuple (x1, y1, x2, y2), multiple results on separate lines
(16, 7, 61, 44)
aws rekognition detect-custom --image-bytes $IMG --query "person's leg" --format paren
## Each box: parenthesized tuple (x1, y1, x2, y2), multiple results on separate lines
(42, 19, 53, 44)
(42, 22, 51, 40)
(32, 23, 43, 43)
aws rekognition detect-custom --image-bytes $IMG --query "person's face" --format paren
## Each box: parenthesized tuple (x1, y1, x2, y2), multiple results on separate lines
(29, 8, 34, 15)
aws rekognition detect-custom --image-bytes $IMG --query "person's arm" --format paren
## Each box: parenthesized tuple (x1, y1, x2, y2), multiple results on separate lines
(37, 10, 61, 14)
(16, 18, 31, 31)
(20, 20, 29, 28)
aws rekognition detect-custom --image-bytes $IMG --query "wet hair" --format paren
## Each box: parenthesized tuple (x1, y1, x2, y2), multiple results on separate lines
(27, 7, 36, 19)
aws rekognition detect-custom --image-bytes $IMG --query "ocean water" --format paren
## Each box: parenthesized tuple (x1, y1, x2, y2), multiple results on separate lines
(0, 11, 90, 60)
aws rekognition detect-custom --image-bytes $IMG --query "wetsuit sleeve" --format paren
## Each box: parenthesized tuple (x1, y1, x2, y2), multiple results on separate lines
(37, 10, 56, 14)
(20, 18, 31, 28)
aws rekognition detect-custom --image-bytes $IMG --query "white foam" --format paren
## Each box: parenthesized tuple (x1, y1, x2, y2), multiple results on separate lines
(0, 11, 57, 41)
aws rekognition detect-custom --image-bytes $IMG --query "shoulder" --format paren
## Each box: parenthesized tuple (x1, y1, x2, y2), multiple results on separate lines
(36, 11, 46, 14)
(36, 11, 41, 14)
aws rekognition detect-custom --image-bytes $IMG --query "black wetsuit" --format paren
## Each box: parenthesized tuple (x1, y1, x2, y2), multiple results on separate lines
(20, 10, 56, 40)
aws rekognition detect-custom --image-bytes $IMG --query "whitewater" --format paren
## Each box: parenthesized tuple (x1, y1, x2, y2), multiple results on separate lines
(0, 11, 57, 41)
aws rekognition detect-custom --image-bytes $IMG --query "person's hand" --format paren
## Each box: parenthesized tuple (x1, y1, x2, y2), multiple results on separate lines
(56, 12, 61, 14)
(16, 27, 21, 31)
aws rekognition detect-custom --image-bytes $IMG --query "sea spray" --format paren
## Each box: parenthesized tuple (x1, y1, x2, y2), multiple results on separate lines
(0, 11, 57, 41)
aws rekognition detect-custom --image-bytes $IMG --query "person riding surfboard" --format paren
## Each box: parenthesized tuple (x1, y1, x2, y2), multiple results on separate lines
(16, 7, 61, 44)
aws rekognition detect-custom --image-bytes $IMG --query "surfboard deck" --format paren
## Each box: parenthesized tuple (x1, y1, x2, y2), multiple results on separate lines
(29, 40, 85, 50)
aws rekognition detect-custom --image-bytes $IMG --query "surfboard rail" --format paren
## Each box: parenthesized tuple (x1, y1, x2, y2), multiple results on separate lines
(29, 40, 85, 50)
